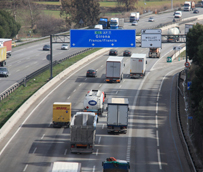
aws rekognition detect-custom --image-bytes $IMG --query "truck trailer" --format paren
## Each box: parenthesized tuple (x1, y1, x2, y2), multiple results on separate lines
(52, 102, 71, 128)
(107, 98, 129, 133)
(84, 90, 106, 116)
(167, 27, 180, 42)
(106, 56, 124, 83)
(70, 112, 97, 153)
(0, 39, 12, 58)
(102, 157, 130, 172)
(0, 46, 7, 66)
(51, 161, 81, 172)
(130, 53, 147, 78)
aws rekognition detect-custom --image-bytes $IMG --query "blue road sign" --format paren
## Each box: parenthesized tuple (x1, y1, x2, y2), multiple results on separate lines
(187, 81, 192, 90)
(70, 29, 136, 48)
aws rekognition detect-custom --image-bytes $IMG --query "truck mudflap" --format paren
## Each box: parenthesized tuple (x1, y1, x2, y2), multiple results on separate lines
(130, 73, 145, 78)
(107, 125, 127, 133)
(106, 78, 121, 83)
(53, 121, 70, 128)
(70, 143, 94, 153)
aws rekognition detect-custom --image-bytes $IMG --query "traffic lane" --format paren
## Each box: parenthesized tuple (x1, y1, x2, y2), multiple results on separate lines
(157, 65, 191, 172)
(128, 60, 190, 171)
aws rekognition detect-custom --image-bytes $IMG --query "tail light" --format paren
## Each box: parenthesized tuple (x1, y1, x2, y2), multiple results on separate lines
(71, 144, 75, 148)
(93, 72, 95, 73)
(89, 145, 92, 148)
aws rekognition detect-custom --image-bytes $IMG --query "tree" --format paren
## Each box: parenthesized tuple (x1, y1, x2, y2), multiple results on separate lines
(117, 0, 138, 11)
(0, 10, 21, 38)
(186, 23, 203, 64)
(60, 0, 100, 28)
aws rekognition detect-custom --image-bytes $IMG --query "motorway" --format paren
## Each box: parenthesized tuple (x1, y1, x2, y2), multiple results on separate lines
(0, 9, 202, 172)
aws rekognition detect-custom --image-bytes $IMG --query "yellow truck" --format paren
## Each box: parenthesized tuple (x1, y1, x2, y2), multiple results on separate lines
(52, 102, 71, 128)
(0, 46, 7, 66)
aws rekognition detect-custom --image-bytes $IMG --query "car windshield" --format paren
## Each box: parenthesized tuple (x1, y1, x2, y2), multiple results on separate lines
(0, 68, 7, 72)
(62, 44, 68, 46)
(44, 45, 49, 47)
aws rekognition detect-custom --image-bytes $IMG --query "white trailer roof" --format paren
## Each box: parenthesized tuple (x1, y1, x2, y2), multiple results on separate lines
(131, 53, 146, 59)
(0, 38, 12, 42)
(51, 162, 81, 172)
(108, 98, 129, 104)
(107, 56, 124, 62)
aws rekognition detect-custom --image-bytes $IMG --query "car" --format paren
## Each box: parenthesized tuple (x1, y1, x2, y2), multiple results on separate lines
(12, 41, 16, 47)
(109, 49, 118, 56)
(43, 44, 50, 51)
(131, 21, 138, 26)
(174, 11, 182, 18)
(193, 9, 199, 13)
(86, 69, 97, 77)
(123, 50, 132, 57)
(148, 17, 154, 22)
(0, 67, 9, 77)
(61, 43, 69, 50)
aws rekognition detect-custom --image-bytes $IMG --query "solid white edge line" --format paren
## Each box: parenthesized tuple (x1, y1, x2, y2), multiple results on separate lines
(0, 51, 108, 156)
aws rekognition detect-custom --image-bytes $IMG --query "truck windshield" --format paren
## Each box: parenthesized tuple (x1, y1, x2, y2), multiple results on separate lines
(110, 22, 117, 25)
(99, 21, 106, 25)
(184, 4, 189, 6)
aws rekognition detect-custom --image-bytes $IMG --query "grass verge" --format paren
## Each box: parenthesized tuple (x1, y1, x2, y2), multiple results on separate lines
(0, 48, 100, 128)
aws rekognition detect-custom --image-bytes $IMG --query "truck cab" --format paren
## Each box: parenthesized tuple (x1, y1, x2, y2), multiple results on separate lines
(110, 18, 119, 29)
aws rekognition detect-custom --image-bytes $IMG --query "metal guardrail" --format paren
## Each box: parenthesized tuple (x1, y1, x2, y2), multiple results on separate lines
(0, 48, 91, 101)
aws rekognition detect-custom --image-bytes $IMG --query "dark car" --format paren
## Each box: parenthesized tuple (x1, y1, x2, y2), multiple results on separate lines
(193, 9, 199, 13)
(109, 49, 118, 56)
(123, 50, 131, 57)
(0, 67, 9, 77)
(86, 69, 97, 77)
(43, 44, 50, 51)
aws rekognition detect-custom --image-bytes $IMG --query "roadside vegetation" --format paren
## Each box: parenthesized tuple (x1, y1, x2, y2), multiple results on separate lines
(0, 48, 100, 128)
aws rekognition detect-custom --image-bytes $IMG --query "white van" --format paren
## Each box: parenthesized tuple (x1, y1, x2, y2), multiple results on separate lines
(174, 11, 182, 18)
(94, 24, 103, 29)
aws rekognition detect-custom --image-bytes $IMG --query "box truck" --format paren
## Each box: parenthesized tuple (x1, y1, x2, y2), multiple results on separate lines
(106, 56, 124, 83)
(70, 112, 97, 153)
(50, 161, 81, 172)
(84, 90, 106, 116)
(130, 12, 139, 22)
(107, 98, 129, 133)
(110, 18, 119, 29)
(0, 39, 12, 57)
(130, 53, 147, 78)
(52, 102, 71, 128)
(0, 46, 7, 66)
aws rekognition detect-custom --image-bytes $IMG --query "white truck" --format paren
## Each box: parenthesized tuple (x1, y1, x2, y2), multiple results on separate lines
(110, 18, 119, 29)
(167, 27, 180, 42)
(106, 56, 124, 83)
(184, 1, 195, 11)
(130, 53, 147, 78)
(70, 112, 97, 153)
(83, 89, 106, 116)
(50, 161, 81, 172)
(149, 48, 161, 58)
(130, 12, 139, 22)
(107, 98, 129, 133)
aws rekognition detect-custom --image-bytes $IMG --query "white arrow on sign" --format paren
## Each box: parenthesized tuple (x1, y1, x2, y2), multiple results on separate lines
(131, 43, 134, 46)
(72, 43, 75, 46)
(92, 43, 95, 46)
(111, 43, 114, 46)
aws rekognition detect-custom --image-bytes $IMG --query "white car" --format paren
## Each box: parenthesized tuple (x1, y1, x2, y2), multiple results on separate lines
(148, 17, 154, 22)
(61, 43, 69, 50)
(174, 11, 182, 18)
(132, 21, 138, 26)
